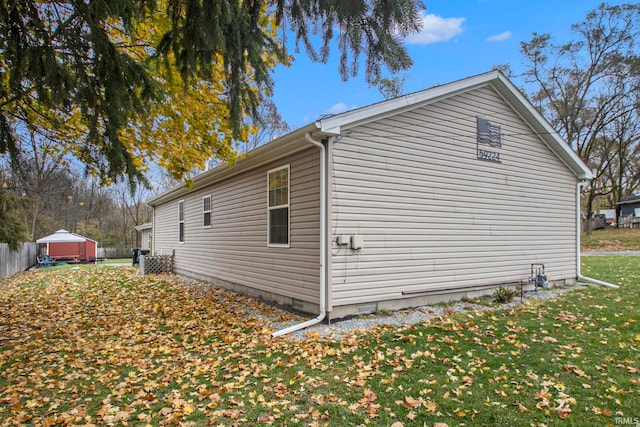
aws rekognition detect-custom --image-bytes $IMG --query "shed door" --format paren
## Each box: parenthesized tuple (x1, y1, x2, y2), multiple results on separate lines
(78, 243, 86, 260)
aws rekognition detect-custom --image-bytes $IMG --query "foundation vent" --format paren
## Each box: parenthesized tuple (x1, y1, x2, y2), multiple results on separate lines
(358, 302, 378, 315)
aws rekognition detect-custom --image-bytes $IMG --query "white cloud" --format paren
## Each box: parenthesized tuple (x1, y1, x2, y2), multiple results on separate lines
(486, 31, 512, 42)
(325, 102, 350, 115)
(405, 13, 465, 45)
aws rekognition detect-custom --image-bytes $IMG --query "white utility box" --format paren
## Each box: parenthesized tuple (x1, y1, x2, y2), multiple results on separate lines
(336, 235, 350, 246)
(351, 235, 364, 250)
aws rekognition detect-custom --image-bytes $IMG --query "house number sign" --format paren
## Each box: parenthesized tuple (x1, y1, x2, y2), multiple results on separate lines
(476, 116, 502, 164)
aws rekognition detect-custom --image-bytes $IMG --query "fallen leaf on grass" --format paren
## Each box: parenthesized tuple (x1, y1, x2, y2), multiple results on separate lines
(404, 396, 421, 410)
(424, 400, 437, 412)
(564, 364, 590, 379)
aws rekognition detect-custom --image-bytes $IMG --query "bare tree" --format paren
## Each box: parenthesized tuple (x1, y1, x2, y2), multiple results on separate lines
(10, 130, 72, 239)
(520, 3, 640, 233)
(111, 182, 153, 247)
(204, 100, 291, 170)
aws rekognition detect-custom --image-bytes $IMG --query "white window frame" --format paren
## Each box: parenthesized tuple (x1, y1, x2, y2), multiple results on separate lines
(203, 195, 212, 228)
(178, 200, 185, 243)
(267, 164, 290, 248)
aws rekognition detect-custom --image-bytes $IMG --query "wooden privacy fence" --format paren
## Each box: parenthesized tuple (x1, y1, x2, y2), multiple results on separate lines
(0, 243, 38, 280)
(97, 247, 134, 259)
(139, 255, 174, 275)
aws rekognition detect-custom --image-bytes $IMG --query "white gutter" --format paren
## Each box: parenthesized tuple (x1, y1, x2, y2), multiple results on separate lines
(272, 132, 328, 337)
(575, 182, 619, 289)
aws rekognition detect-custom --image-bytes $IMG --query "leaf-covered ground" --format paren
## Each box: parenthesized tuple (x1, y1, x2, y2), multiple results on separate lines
(1, 258, 639, 426)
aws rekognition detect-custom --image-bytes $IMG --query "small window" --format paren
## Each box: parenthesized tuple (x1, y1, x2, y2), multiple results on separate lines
(178, 200, 184, 243)
(267, 165, 289, 246)
(203, 195, 211, 228)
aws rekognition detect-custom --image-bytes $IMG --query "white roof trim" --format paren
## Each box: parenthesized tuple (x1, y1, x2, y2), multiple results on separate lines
(147, 124, 317, 206)
(36, 229, 97, 244)
(315, 70, 592, 180)
(491, 72, 592, 180)
(316, 73, 497, 134)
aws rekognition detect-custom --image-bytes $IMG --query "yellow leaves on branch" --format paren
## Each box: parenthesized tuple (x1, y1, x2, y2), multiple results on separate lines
(114, 1, 288, 180)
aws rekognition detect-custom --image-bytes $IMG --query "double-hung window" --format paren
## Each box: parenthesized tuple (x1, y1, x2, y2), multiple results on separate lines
(267, 165, 289, 246)
(178, 200, 185, 243)
(203, 195, 211, 228)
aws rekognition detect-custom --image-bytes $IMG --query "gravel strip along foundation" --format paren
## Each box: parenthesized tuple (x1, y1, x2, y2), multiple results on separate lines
(270, 283, 588, 340)
(177, 276, 587, 340)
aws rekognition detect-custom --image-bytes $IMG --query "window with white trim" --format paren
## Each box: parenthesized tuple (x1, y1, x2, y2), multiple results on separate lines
(178, 200, 184, 243)
(267, 165, 289, 246)
(203, 195, 211, 228)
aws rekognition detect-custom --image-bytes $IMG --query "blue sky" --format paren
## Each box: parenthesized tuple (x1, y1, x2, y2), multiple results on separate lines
(271, 0, 626, 129)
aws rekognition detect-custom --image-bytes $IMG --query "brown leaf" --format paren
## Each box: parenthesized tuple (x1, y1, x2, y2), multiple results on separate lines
(224, 409, 242, 419)
(158, 407, 173, 417)
(424, 400, 437, 412)
(363, 389, 377, 402)
(257, 414, 274, 423)
(404, 396, 420, 410)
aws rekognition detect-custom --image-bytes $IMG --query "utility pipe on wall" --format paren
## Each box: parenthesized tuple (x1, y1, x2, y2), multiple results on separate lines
(272, 133, 328, 337)
(575, 182, 619, 289)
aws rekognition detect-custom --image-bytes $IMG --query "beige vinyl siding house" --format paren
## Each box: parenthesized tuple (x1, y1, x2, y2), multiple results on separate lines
(327, 86, 579, 316)
(148, 71, 592, 322)
(152, 140, 322, 309)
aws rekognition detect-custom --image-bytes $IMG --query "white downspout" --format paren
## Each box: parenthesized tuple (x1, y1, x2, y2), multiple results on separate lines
(576, 182, 619, 289)
(272, 132, 327, 337)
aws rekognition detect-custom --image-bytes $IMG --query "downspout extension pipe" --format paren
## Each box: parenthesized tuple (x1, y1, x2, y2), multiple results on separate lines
(272, 133, 327, 337)
(575, 182, 619, 289)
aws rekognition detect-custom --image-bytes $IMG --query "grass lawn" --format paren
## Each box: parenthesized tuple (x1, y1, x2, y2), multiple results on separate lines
(581, 228, 640, 251)
(1, 259, 639, 426)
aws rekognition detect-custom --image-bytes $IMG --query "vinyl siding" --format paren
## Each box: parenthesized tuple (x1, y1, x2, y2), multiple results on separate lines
(140, 229, 152, 250)
(153, 148, 321, 304)
(330, 85, 578, 307)
(620, 203, 640, 217)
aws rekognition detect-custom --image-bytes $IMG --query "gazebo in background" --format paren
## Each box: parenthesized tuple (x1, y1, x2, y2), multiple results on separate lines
(36, 229, 97, 263)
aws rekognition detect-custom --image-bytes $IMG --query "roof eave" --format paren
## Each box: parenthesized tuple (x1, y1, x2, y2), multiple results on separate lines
(317, 71, 505, 134)
(147, 124, 318, 207)
(617, 198, 640, 205)
(490, 73, 593, 180)
(317, 70, 592, 181)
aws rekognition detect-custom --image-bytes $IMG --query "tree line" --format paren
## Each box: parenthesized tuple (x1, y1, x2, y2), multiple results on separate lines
(0, 155, 152, 251)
